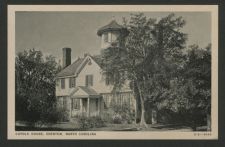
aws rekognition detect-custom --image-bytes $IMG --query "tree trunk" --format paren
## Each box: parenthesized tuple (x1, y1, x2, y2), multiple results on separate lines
(140, 105, 147, 128)
(135, 93, 141, 124)
(136, 81, 148, 128)
(133, 81, 141, 124)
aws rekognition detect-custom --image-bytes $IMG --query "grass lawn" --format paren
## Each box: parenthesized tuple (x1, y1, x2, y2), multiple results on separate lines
(16, 121, 196, 131)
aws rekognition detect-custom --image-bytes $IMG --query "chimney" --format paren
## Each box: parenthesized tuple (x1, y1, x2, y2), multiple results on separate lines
(62, 47, 71, 68)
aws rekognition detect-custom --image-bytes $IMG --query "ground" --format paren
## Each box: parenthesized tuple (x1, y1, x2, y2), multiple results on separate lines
(16, 121, 204, 131)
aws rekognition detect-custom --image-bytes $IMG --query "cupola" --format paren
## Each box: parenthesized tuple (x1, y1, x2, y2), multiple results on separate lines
(97, 19, 128, 49)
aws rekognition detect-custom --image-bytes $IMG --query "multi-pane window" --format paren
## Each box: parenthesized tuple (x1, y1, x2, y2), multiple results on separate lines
(63, 97, 67, 108)
(85, 75, 93, 87)
(108, 32, 112, 42)
(104, 33, 108, 42)
(61, 78, 65, 89)
(69, 77, 76, 88)
(58, 97, 64, 108)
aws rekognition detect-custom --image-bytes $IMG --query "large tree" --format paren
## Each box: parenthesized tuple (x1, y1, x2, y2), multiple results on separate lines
(100, 13, 187, 128)
(16, 49, 60, 123)
(156, 44, 211, 130)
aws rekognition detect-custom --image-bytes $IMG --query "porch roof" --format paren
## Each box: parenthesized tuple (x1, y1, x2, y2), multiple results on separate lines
(70, 86, 101, 99)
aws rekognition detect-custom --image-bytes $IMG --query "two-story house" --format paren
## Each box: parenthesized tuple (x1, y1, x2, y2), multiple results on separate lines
(55, 20, 136, 120)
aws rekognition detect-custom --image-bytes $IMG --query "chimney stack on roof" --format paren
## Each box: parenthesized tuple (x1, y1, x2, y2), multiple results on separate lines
(62, 47, 71, 68)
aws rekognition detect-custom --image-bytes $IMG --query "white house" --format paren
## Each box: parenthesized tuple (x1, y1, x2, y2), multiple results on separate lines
(55, 20, 135, 120)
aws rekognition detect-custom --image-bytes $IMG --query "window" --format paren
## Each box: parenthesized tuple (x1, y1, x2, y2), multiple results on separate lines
(58, 97, 64, 108)
(104, 33, 108, 42)
(105, 76, 110, 85)
(56, 79, 60, 87)
(61, 78, 65, 89)
(72, 99, 80, 110)
(95, 99, 98, 109)
(85, 75, 93, 87)
(69, 77, 76, 88)
(108, 32, 112, 42)
(63, 97, 67, 108)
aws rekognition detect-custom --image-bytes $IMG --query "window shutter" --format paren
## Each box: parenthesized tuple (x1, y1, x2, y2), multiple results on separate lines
(85, 75, 88, 87)
(61, 78, 65, 89)
(85, 75, 93, 87)
(69, 78, 71, 88)
(90, 75, 93, 86)
(73, 78, 76, 87)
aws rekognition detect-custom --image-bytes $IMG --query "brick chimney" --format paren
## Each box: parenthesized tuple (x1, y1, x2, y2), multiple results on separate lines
(62, 47, 71, 68)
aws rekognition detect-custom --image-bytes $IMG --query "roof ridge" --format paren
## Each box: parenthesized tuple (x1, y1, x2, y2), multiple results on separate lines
(56, 57, 85, 77)
(56, 54, 102, 78)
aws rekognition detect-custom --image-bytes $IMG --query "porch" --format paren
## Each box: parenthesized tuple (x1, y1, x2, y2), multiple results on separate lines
(70, 86, 103, 117)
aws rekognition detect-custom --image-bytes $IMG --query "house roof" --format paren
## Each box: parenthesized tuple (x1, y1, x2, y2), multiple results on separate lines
(78, 86, 99, 96)
(97, 20, 125, 36)
(69, 86, 100, 98)
(56, 57, 85, 78)
(56, 55, 102, 78)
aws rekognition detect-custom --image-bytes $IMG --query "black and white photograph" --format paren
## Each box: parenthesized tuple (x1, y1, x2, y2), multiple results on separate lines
(7, 5, 218, 139)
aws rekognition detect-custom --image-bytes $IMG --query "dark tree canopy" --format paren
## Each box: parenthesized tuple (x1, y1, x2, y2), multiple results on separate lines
(16, 49, 60, 123)
(100, 13, 211, 128)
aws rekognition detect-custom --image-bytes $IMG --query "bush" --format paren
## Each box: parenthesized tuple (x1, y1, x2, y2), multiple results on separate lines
(39, 106, 69, 125)
(76, 115, 106, 130)
(55, 107, 70, 122)
(110, 103, 135, 124)
(112, 114, 122, 124)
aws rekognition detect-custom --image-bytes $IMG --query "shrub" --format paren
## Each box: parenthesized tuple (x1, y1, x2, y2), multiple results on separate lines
(110, 103, 135, 124)
(76, 115, 106, 130)
(102, 109, 114, 123)
(39, 106, 69, 125)
(112, 113, 122, 124)
(55, 107, 70, 122)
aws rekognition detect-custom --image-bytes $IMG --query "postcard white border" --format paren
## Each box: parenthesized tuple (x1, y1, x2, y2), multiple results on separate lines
(8, 5, 218, 140)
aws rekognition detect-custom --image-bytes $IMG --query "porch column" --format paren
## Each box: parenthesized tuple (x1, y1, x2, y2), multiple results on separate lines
(80, 99, 83, 114)
(87, 97, 90, 117)
(98, 98, 101, 115)
(67, 97, 72, 121)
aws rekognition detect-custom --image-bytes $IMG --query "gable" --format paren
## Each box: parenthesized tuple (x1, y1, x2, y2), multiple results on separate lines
(56, 55, 101, 78)
(73, 88, 88, 96)
(70, 86, 100, 98)
(76, 56, 97, 75)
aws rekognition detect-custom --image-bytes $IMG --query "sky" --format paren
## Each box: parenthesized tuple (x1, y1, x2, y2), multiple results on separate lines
(15, 11, 211, 63)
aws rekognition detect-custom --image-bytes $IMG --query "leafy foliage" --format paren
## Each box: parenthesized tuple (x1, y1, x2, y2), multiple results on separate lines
(100, 13, 188, 126)
(76, 116, 106, 130)
(39, 106, 70, 125)
(100, 13, 211, 128)
(110, 103, 135, 124)
(15, 49, 61, 124)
